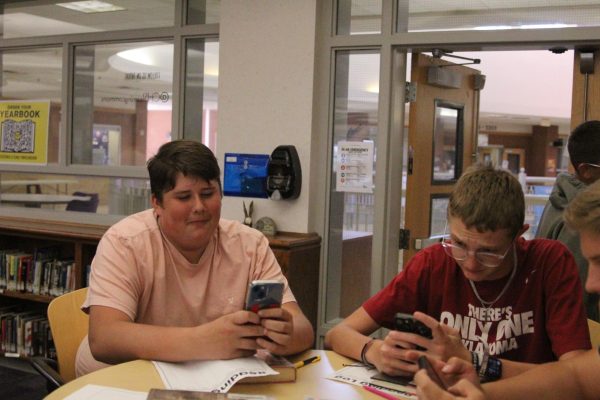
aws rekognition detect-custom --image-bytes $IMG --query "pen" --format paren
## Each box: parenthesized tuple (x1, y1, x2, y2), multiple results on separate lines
(362, 385, 400, 400)
(293, 355, 321, 369)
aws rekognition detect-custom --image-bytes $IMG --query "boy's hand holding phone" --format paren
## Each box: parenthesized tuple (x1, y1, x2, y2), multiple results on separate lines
(414, 356, 484, 400)
(363, 313, 434, 377)
(371, 312, 468, 376)
(244, 280, 294, 353)
(418, 355, 447, 389)
(395, 312, 471, 363)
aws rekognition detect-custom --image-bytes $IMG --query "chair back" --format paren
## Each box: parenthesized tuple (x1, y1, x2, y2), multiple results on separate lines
(47, 288, 89, 383)
(66, 192, 99, 213)
(588, 319, 600, 349)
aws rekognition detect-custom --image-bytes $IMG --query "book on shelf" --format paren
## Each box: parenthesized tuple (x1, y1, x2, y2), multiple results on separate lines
(0, 306, 53, 358)
(0, 245, 77, 297)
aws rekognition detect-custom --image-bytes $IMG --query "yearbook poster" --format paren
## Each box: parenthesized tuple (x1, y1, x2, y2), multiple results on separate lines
(0, 100, 50, 165)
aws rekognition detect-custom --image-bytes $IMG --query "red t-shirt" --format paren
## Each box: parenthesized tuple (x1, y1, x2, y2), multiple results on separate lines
(363, 238, 591, 363)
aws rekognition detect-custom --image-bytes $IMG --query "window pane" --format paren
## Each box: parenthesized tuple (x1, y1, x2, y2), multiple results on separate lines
(183, 39, 219, 153)
(326, 50, 379, 322)
(337, 0, 382, 35)
(72, 41, 173, 166)
(399, 0, 600, 33)
(187, 0, 220, 25)
(0, 48, 62, 165)
(0, 0, 175, 39)
(432, 101, 463, 183)
(0, 172, 150, 216)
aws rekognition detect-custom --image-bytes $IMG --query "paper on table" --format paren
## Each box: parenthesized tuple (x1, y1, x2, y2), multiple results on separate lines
(327, 365, 417, 399)
(153, 356, 279, 393)
(62, 384, 147, 400)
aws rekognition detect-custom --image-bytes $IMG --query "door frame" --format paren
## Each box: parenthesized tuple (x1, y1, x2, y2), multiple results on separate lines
(312, 0, 600, 346)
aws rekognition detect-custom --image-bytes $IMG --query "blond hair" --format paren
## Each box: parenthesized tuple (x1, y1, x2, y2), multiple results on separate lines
(448, 164, 524, 237)
(564, 179, 600, 235)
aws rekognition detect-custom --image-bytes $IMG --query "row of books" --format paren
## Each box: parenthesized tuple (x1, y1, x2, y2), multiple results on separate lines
(0, 306, 55, 358)
(0, 247, 77, 296)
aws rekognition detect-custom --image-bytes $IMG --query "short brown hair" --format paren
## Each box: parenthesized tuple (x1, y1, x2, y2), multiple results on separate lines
(448, 164, 524, 237)
(564, 179, 600, 235)
(147, 140, 221, 203)
(568, 120, 600, 168)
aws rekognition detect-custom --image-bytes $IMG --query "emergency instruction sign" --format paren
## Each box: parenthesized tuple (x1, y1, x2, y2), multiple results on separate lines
(335, 140, 374, 193)
(0, 100, 50, 165)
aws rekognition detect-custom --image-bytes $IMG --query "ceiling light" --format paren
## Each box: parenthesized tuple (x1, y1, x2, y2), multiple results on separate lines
(366, 83, 379, 93)
(473, 25, 512, 31)
(116, 47, 155, 66)
(56, 1, 125, 13)
(519, 23, 577, 29)
(474, 23, 577, 31)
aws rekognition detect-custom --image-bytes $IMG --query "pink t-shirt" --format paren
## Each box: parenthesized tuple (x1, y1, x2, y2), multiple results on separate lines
(75, 209, 294, 376)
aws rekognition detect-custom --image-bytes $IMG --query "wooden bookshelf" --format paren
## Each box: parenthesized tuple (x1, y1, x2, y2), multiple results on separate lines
(0, 215, 105, 304)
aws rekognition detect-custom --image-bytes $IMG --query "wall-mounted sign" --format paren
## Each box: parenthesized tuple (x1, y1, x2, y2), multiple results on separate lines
(336, 141, 374, 193)
(0, 100, 50, 165)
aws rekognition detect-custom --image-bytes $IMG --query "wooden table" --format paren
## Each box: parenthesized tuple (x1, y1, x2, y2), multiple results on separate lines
(45, 350, 384, 400)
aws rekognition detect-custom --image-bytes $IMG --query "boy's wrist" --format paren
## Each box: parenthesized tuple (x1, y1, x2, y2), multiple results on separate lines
(361, 338, 376, 367)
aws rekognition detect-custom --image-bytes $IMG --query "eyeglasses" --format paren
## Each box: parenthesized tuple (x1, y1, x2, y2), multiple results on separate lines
(441, 222, 513, 268)
(577, 163, 600, 170)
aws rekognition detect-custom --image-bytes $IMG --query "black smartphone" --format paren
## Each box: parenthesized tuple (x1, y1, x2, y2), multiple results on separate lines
(244, 280, 284, 312)
(417, 355, 446, 389)
(394, 313, 433, 339)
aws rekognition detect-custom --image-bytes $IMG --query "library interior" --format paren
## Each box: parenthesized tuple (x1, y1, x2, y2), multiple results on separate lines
(1, 1, 600, 399)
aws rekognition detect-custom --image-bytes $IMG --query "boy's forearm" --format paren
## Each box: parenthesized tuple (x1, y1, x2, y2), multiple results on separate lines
(325, 323, 372, 361)
(90, 320, 199, 364)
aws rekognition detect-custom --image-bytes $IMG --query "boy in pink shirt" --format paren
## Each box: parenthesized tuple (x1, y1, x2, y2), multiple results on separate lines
(76, 140, 313, 376)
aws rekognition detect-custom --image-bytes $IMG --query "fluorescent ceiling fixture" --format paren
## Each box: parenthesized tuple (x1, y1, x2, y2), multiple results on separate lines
(473, 23, 577, 31)
(56, 1, 125, 13)
(351, 31, 381, 35)
(366, 83, 379, 93)
(112, 44, 219, 80)
(519, 23, 577, 29)
(474, 25, 512, 31)
(117, 47, 156, 66)
(414, 23, 577, 33)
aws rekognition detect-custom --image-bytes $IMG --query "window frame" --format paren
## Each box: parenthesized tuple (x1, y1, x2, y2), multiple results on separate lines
(0, 2, 219, 180)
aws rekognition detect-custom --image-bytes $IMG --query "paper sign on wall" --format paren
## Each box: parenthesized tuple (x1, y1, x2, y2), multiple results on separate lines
(0, 100, 50, 165)
(335, 141, 374, 193)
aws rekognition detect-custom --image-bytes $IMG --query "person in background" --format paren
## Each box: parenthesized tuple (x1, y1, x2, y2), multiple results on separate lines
(75, 140, 313, 376)
(415, 179, 600, 400)
(325, 165, 590, 382)
(536, 120, 600, 321)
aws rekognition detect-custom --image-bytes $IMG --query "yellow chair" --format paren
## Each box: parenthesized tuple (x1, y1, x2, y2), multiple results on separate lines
(30, 287, 89, 390)
(589, 318, 600, 349)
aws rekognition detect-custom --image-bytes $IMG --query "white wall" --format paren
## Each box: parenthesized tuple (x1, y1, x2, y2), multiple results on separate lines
(217, 0, 317, 233)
